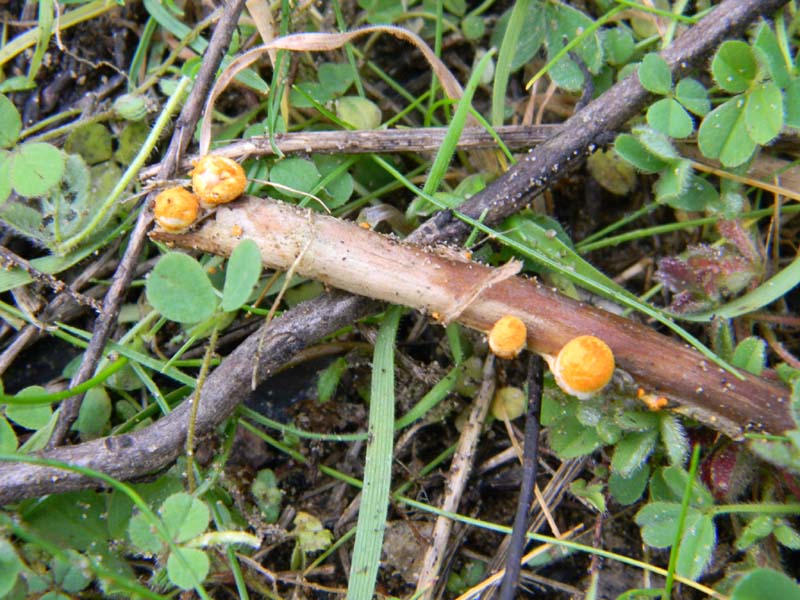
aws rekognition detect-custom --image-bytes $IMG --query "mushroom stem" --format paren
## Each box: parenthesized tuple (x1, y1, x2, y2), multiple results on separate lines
(151, 196, 791, 437)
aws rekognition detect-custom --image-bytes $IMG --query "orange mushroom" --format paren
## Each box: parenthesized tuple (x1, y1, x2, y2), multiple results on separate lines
(488, 315, 527, 360)
(191, 155, 247, 208)
(545, 335, 615, 400)
(153, 187, 200, 233)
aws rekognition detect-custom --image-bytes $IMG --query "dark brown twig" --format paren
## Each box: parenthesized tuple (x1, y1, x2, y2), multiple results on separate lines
(46, 0, 248, 447)
(498, 355, 544, 600)
(0, 246, 102, 313)
(0, 0, 785, 501)
(411, 0, 790, 246)
(0, 292, 377, 503)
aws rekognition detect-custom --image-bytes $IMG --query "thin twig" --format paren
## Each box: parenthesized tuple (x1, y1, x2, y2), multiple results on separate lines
(0, 246, 101, 312)
(415, 355, 496, 599)
(482, 458, 589, 599)
(186, 326, 219, 493)
(138, 125, 560, 181)
(410, 0, 791, 246)
(498, 355, 544, 600)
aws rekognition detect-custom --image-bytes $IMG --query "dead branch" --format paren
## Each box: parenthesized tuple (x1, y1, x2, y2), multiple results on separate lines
(152, 197, 790, 436)
(138, 125, 559, 182)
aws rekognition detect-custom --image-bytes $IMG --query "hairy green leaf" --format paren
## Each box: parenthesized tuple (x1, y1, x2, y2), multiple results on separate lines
(614, 133, 668, 173)
(160, 492, 210, 543)
(167, 547, 209, 591)
(639, 53, 672, 95)
(10, 142, 65, 197)
(731, 568, 800, 600)
(745, 82, 783, 145)
(675, 78, 710, 116)
(0, 94, 21, 148)
(698, 97, 756, 167)
(647, 98, 693, 138)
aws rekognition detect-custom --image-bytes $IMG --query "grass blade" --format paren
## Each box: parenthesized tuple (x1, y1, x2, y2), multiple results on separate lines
(346, 306, 402, 600)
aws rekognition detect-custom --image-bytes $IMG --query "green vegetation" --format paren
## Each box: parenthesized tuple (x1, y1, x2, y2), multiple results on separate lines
(0, 1, 798, 598)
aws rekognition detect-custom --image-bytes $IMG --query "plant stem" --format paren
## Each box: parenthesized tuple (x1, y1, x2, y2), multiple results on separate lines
(154, 196, 791, 436)
(186, 326, 218, 494)
(58, 76, 191, 253)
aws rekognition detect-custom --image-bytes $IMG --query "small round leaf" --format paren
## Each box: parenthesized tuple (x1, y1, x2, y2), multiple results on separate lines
(318, 63, 355, 97)
(712, 40, 757, 93)
(731, 568, 800, 600)
(335, 96, 382, 129)
(638, 53, 672, 95)
(167, 547, 210, 591)
(0, 416, 17, 453)
(633, 125, 679, 161)
(609, 465, 650, 506)
(5, 388, 52, 430)
(586, 148, 636, 195)
(611, 430, 658, 477)
(654, 160, 692, 205)
(51, 552, 91, 593)
(603, 27, 634, 66)
(73, 386, 111, 436)
(784, 78, 800, 129)
(0, 539, 22, 596)
(745, 82, 783, 145)
(128, 512, 164, 554)
(64, 123, 113, 165)
(0, 94, 21, 148)
(146, 253, 218, 324)
(269, 157, 321, 200)
(10, 143, 66, 197)
(646, 98, 694, 139)
(675, 78, 710, 116)
(0, 151, 11, 204)
(159, 492, 210, 543)
(698, 97, 756, 167)
(753, 23, 790, 88)
(662, 174, 718, 212)
(222, 239, 262, 312)
(461, 14, 486, 41)
(316, 155, 354, 208)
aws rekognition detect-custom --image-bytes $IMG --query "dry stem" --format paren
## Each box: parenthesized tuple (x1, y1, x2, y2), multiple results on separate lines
(153, 197, 791, 436)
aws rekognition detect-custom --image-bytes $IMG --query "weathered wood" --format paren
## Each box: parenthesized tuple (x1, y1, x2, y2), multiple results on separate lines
(138, 125, 559, 181)
(153, 197, 791, 436)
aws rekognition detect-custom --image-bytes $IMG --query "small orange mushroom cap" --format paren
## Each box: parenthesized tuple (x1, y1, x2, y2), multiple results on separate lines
(552, 335, 615, 399)
(191, 155, 247, 208)
(153, 187, 200, 233)
(488, 315, 527, 360)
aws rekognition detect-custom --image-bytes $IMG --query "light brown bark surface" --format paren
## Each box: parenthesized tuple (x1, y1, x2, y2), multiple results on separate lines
(153, 197, 791, 437)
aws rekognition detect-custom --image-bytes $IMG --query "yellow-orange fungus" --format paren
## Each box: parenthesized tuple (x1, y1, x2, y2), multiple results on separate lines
(638, 388, 669, 411)
(153, 187, 200, 233)
(191, 155, 247, 208)
(488, 315, 527, 360)
(553, 335, 615, 399)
